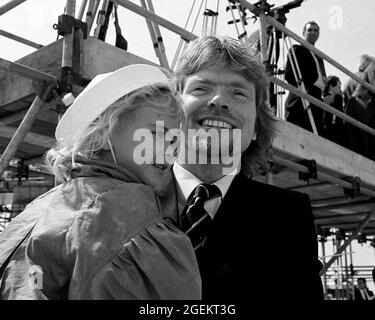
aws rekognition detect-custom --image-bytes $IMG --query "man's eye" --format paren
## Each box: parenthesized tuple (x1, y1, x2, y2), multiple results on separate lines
(190, 86, 207, 93)
(233, 90, 249, 98)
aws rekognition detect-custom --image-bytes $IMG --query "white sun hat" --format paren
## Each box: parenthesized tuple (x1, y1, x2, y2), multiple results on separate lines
(55, 64, 168, 145)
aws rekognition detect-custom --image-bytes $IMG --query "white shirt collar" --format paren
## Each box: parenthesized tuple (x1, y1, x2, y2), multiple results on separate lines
(173, 162, 238, 219)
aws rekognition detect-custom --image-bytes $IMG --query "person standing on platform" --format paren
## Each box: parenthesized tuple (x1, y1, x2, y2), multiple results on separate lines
(321, 75, 350, 148)
(284, 21, 327, 134)
(344, 54, 375, 160)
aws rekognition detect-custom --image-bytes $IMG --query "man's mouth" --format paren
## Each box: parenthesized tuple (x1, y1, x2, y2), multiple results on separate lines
(199, 119, 234, 129)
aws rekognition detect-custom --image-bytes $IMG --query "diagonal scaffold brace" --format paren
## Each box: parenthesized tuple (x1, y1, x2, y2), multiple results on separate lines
(0, 59, 58, 178)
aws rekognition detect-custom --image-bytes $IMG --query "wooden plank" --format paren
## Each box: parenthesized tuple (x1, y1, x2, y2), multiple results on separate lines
(315, 212, 370, 223)
(0, 39, 63, 107)
(0, 139, 44, 158)
(0, 124, 54, 148)
(82, 37, 156, 79)
(312, 195, 370, 207)
(272, 120, 375, 187)
(0, 103, 52, 125)
(313, 199, 375, 213)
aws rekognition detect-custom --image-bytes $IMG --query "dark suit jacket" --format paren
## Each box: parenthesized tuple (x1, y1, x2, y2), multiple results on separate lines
(354, 288, 375, 301)
(194, 173, 323, 301)
(285, 45, 326, 91)
(284, 45, 326, 132)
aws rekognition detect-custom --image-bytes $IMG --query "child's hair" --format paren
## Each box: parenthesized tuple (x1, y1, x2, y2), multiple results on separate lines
(46, 83, 182, 182)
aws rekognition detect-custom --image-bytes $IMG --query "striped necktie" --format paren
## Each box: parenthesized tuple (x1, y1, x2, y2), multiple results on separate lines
(181, 183, 221, 250)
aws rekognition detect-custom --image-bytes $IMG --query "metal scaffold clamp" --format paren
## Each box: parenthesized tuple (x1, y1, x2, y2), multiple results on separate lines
(298, 159, 317, 183)
(250, 0, 273, 17)
(343, 176, 361, 198)
(53, 14, 88, 39)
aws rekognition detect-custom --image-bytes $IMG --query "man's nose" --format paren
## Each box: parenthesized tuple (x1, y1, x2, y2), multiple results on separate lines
(207, 93, 229, 110)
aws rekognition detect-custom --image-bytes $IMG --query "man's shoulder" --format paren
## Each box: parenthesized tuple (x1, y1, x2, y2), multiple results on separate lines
(234, 173, 310, 202)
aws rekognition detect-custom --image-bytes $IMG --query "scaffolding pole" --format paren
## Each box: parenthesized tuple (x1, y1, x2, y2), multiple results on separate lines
(344, 245, 350, 300)
(140, 0, 169, 68)
(113, 0, 197, 42)
(77, 0, 88, 20)
(0, 0, 27, 16)
(258, 9, 268, 65)
(0, 29, 43, 49)
(320, 239, 328, 298)
(85, 0, 101, 35)
(349, 242, 355, 300)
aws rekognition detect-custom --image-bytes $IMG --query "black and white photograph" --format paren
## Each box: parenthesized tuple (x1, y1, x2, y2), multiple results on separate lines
(0, 0, 375, 311)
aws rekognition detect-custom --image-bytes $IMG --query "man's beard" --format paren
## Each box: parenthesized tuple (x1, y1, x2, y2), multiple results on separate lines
(190, 130, 233, 160)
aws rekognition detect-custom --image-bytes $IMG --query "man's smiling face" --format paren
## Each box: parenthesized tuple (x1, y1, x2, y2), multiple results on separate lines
(180, 65, 257, 160)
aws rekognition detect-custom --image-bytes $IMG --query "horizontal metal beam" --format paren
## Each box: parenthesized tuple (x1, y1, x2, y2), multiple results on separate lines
(0, 29, 43, 49)
(0, 57, 57, 83)
(273, 154, 375, 198)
